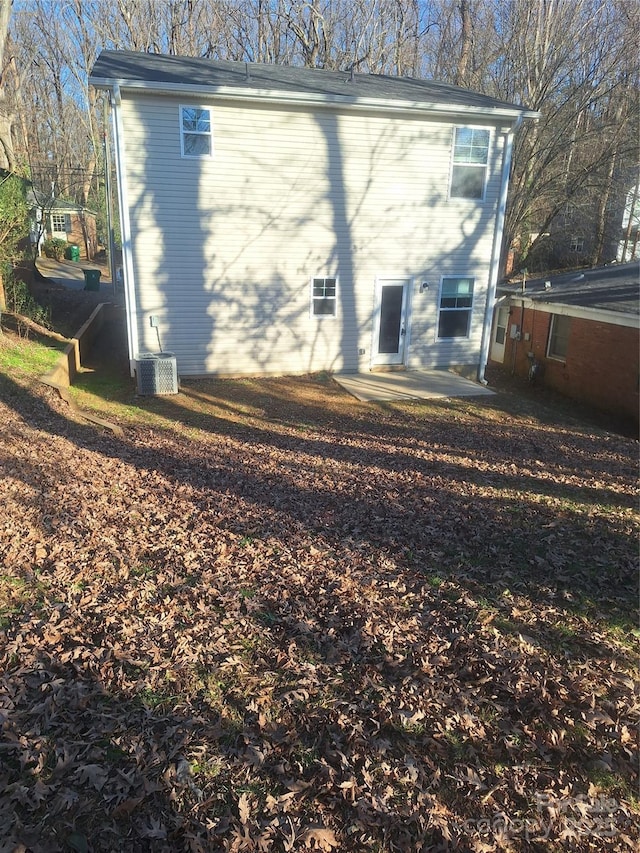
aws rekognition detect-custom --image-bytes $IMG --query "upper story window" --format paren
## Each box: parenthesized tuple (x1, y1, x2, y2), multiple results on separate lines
(180, 106, 213, 157)
(570, 236, 584, 252)
(311, 276, 337, 317)
(450, 127, 490, 200)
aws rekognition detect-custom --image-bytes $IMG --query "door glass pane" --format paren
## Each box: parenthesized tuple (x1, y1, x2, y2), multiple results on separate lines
(495, 306, 508, 344)
(378, 285, 403, 353)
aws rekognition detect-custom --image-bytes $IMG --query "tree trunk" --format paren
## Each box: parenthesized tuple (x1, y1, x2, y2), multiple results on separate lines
(455, 0, 473, 87)
(0, 0, 14, 170)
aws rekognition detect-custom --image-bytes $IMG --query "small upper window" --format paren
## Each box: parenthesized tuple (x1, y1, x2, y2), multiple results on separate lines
(547, 314, 571, 360)
(312, 277, 337, 317)
(450, 127, 490, 200)
(181, 106, 213, 157)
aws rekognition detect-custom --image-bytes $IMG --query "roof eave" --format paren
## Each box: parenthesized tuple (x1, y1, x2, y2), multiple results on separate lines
(502, 293, 640, 327)
(89, 76, 540, 120)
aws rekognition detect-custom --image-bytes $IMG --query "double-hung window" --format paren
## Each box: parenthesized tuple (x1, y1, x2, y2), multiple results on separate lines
(450, 127, 490, 200)
(438, 277, 474, 338)
(180, 106, 213, 157)
(547, 314, 570, 360)
(311, 277, 337, 317)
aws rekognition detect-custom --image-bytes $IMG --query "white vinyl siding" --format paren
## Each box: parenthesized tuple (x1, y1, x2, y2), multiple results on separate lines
(120, 92, 504, 376)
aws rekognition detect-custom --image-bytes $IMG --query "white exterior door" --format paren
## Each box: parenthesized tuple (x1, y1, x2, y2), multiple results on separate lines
(373, 279, 410, 366)
(490, 304, 509, 363)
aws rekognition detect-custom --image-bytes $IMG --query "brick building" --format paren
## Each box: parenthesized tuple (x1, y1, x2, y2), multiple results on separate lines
(489, 263, 639, 426)
(28, 190, 98, 260)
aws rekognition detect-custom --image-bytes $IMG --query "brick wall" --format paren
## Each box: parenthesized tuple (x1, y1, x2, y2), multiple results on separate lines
(67, 214, 98, 260)
(492, 303, 639, 423)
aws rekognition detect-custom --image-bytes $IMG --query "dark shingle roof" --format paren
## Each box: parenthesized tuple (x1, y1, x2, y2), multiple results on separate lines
(499, 263, 640, 317)
(90, 50, 537, 117)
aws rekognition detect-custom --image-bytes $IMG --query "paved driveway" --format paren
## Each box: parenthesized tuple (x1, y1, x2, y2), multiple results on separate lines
(334, 369, 495, 401)
(36, 257, 116, 297)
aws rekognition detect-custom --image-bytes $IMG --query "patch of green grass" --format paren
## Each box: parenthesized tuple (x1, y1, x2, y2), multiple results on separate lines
(190, 756, 223, 779)
(136, 687, 180, 711)
(494, 616, 517, 635)
(604, 620, 640, 652)
(0, 572, 49, 626)
(73, 371, 130, 401)
(104, 744, 128, 763)
(290, 744, 320, 770)
(443, 730, 467, 759)
(0, 334, 66, 375)
(586, 768, 633, 799)
(130, 563, 157, 579)
(255, 609, 279, 626)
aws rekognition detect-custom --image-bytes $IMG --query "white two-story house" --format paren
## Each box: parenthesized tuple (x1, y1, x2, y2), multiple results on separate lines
(90, 51, 537, 379)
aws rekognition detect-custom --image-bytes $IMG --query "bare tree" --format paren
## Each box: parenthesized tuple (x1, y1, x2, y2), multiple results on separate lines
(6, 0, 638, 276)
(0, 0, 15, 170)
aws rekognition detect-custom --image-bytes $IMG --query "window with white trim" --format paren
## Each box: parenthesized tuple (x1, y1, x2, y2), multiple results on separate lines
(311, 277, 337, 317)
(570, 236, 584, 252)
(450, 127, 490, 200)
(547, 314, 570, 360)
(438, 277, 474, 338)
(51, 213, 68, 235)
(180, 106, 213, 157)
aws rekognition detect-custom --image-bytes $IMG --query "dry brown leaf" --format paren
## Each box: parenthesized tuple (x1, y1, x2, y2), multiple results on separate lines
(301, 827, 339, 850)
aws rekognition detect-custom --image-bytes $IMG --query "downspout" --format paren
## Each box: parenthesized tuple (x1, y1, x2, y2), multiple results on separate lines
(102, 96, 116, 295)
(477, 115, 522, 384)
(109, 82, 140, 376)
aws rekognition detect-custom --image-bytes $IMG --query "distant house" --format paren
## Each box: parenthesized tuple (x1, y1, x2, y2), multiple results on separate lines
(90, 50, 537, 379)
(490, 262, 639, 425)
(28, 189, 98, 260)
(528, 173, 640, 272)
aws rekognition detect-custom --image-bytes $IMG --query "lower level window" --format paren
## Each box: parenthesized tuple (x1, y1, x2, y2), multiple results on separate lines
(51, 213, 68, 235)
(312, 277, 337, 317)
(438, 277, 474, 338)
(547, 314, 570, 360)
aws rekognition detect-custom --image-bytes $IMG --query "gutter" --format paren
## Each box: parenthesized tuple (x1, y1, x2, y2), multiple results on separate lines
(477, 114, 525, 384)
(109, 82, 141, 374)
(503, 295, 640, 329)
(89, 76, 540, 122)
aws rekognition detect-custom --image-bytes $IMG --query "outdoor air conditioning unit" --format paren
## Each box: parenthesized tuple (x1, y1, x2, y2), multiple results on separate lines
(136, 352, 179, 395)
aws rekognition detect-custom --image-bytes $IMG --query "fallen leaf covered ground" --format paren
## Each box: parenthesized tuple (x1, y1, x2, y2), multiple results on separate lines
(1, 333, 638, 852)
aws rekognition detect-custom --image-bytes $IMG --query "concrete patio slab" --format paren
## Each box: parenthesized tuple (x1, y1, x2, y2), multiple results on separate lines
(333, 369, 495, 402)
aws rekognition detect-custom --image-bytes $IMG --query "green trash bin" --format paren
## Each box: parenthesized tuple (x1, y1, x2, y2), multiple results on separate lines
(65, 244, 80, 262)
(83, 268, 101, 291)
